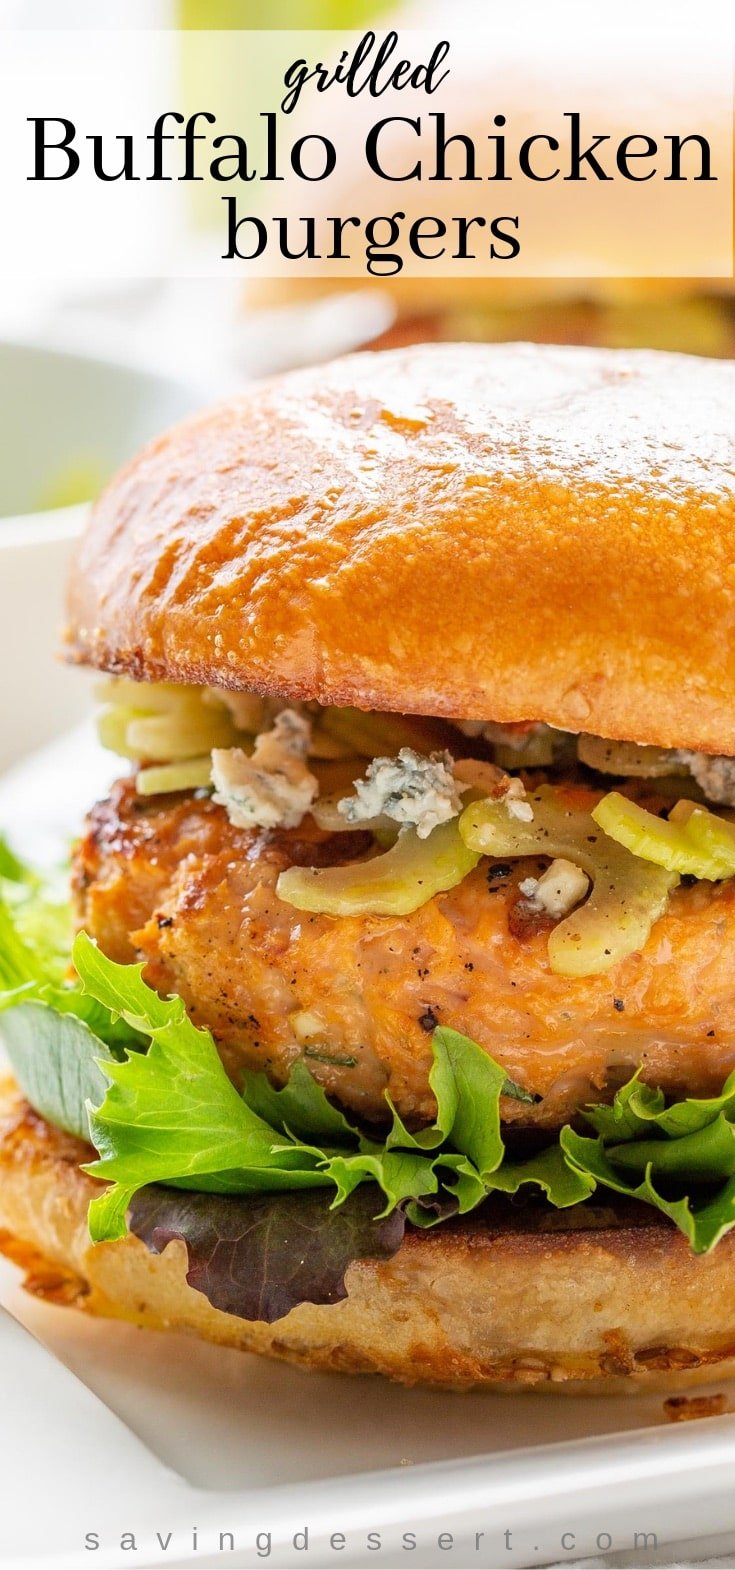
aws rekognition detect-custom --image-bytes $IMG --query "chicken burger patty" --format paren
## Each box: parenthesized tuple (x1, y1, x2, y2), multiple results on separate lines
(73, 776, 735, 1130)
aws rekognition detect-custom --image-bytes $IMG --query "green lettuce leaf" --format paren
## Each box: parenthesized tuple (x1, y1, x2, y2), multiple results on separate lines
(582, 1070, 735, 1143)
(6, 842, 735, 1272)
(72, 940, 585, 1239)
(326, 1147, 443, 1212)
(0, 838, 140, 1050)
(73, 934, 334, 1242)
(0, 1001, 114, 1142)
(489, 1143, 596, 1207)
(0, 899, 40, 1002)
(0, 836, 69, 993)
(239, 1058, 358, 1144)
(562, 1070, 735, 1252)
(561, 1127, 735, 1254)
(0, 834, 31, 885)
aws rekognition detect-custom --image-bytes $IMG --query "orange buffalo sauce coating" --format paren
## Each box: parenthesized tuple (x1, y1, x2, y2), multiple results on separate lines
(73, 777, 735, 1130)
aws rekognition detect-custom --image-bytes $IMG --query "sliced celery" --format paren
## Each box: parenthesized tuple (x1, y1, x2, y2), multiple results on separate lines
(460, 786, 678, 976)
(684, 809, 735, 878)
(308, 726, 357, 760)
(311, 792, 385, 833)
(135, 758, 213, 796)
(96, 677, 242, 764)
(96, 706, 149, 761)
(202, 686, 263, 731)
(310, 792, 398, 847)
(124, 711, 240, 762)
(276, 816, 479, 917)
(493, 732, 557, 769)
(592, 792, 735, 881)
(94, 678, 205, 716)
(319, 707, 448, 759)
(578, 735, 685, 778)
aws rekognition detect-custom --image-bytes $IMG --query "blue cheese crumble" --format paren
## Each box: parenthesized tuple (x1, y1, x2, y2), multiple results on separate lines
(337, 748, 464, 839)
(211, 709, 318, 831)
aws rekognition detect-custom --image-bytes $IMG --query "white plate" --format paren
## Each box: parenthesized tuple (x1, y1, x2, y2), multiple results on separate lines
(3, 1203, 735, 1570)
(0, 339, 201, 773)
(3, 744, 735, 1569)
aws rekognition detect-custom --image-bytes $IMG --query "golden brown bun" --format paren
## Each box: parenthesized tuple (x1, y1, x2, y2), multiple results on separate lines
(66, 343, 735, 754)
(4, 1079, 735, 1392)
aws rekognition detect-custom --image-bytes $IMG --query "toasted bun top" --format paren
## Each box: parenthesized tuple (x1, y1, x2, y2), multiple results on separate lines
(66, 342, 735, 753)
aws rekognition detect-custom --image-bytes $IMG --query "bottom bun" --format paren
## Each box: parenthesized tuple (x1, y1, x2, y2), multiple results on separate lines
(2, 1076, 735, 1393)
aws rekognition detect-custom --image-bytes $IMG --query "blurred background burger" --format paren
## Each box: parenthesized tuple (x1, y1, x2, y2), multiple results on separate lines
(238, 0, 734, 366)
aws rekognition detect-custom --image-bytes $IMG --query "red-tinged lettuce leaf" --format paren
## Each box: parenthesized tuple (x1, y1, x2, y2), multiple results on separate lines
(128, 1182, 406, 1322)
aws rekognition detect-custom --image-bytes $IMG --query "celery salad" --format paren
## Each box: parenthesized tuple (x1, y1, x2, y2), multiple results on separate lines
(4, 680, 735, 1319)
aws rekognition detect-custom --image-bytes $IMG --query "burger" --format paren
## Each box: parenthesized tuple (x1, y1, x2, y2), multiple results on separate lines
(1, 341, 735, 1392)
(243, 3, 735, 366)
(247, 274, 735, 365)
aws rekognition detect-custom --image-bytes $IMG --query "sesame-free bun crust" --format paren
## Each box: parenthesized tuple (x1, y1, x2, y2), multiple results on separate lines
(65, 343, 735, 754)
(4, 1079, 735, 1392)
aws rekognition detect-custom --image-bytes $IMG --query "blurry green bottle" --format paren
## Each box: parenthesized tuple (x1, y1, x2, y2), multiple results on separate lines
(177, 1, 392, 233)
(180, 2, 389, 28)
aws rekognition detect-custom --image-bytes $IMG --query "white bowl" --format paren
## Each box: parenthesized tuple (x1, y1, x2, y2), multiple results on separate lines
(0, 341, 200, 774)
